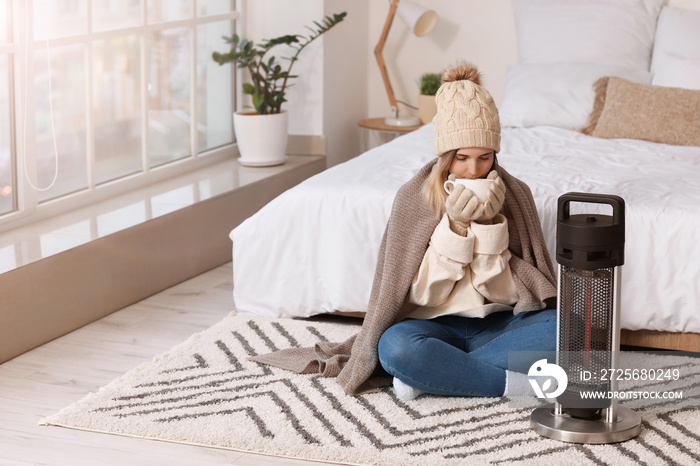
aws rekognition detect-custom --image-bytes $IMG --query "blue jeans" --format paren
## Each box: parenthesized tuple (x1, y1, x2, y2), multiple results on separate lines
(378, 309, 557, 397)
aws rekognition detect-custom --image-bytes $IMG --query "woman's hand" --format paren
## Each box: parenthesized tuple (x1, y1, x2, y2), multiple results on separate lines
(476, 170, 506, 222)
(445, 174, 481, 235)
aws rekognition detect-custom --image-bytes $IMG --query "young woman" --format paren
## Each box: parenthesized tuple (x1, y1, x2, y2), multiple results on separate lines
(251, 63, 557, 399)
(377, 64, 558, 400)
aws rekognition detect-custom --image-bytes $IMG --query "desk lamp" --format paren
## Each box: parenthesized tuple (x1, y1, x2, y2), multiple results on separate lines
(375, 0, 437, 127)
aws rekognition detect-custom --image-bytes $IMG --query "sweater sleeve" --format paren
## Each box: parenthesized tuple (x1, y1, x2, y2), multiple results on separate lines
(469, 214, 519, 305)
(410, 214, 475, 307)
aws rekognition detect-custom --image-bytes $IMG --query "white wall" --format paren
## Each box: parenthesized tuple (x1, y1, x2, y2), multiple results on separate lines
(245, 0, 700, 167)
(243, 0, 325, 135)
(366, 0, 517, 120)
(365, 0, 700, 120)
(323, 1, 369, 167)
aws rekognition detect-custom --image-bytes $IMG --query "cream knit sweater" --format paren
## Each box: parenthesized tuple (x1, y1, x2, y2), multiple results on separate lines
(408, 213, 519, 319)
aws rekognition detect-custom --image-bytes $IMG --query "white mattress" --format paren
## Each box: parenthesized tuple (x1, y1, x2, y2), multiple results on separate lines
(231, 124, 700, 334)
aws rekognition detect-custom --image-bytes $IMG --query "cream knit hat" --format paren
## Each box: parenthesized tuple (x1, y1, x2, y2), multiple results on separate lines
(433, 63, 501, 155)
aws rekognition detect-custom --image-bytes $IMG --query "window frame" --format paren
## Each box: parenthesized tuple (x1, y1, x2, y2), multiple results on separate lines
(0, 0, 239, 232)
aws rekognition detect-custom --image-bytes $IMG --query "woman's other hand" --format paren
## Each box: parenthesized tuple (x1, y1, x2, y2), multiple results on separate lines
(476, 170, 506, 222)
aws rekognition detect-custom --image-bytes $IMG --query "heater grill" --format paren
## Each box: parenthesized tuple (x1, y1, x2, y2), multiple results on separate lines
(558, 266, 614, 402)
(559, 266, 614, 354)
(559, 266, 614, 410)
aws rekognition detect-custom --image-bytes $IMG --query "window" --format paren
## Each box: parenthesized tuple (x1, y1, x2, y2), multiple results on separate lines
(0, 0, 237, 228)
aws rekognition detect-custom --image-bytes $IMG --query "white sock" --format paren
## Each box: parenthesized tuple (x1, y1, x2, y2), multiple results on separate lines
(504, 370, 532, 396)
(393, 377, 425, 401)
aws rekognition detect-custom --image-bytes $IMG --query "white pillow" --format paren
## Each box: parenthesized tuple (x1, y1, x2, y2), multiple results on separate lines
(499, 63, 652, 129)
(512, 0, 664, 71)
(650, 6, 700, 74)
(653, 54, 700, 91)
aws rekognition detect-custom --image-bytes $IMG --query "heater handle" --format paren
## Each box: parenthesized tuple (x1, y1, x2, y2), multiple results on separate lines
(558, 192, 625, 225)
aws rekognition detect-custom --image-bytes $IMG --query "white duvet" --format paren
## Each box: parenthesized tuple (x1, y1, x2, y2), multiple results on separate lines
(231, 124, 700, 334)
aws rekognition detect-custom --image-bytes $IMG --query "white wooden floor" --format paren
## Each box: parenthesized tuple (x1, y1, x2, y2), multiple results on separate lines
(0, 263, 337, 466)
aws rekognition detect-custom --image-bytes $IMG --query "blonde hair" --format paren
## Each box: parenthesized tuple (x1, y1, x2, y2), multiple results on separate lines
(421, 151, 499, 216)
(421, 150, 457, 216)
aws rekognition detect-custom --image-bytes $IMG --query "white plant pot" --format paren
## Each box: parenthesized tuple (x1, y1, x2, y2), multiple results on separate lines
(233, 111, 288, 167)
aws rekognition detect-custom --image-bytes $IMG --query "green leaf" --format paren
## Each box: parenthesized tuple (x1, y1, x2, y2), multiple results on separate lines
(264, 35, 300, 47)
(252, 93, 264, 112)
(242, 83, 255, 94)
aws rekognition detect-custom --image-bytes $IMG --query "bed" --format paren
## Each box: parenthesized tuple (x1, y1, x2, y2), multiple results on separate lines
(230, 0, 700, 351)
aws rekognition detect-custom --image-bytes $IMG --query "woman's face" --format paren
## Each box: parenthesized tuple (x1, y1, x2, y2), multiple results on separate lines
(449, 147, 495, 179)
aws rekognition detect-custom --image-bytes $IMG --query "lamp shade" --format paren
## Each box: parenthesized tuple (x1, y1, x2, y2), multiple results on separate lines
(397, 1, 437, 37)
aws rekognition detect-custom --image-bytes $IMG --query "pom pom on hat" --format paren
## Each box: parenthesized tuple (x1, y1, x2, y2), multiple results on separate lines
(433, 62, 501, 155)
(441, 62, 482, 86)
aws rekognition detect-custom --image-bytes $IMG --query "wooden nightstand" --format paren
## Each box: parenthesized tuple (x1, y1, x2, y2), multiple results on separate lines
(358, 118, 422, 152)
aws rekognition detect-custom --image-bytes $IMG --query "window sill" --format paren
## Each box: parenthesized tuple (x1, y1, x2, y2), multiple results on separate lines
(0, 153, 326, 364)
(0, 154, 322, 274)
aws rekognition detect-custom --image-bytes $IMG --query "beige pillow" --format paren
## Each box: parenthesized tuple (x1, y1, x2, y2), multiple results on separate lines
(582, 76, 700, 146)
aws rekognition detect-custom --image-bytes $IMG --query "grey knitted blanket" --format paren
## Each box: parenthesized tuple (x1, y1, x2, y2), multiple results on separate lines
(250, 159, 557, 395)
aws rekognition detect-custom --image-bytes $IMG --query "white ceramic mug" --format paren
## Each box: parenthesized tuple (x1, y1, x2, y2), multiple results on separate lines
(443, 178, 494, 202)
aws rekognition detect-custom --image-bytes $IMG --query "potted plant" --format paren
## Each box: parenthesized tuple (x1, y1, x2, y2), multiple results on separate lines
(418, 72, 441, 125)
(213, 12, 347, 166)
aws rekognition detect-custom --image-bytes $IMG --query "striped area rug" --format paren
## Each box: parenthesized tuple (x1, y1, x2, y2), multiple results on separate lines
(41, 314, 700, 465)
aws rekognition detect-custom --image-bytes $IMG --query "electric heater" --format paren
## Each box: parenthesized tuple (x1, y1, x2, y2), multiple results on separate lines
(531, 192, 642, 444)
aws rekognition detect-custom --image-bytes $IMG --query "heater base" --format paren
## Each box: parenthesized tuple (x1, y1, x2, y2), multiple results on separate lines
(531, 404, 641, 444)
